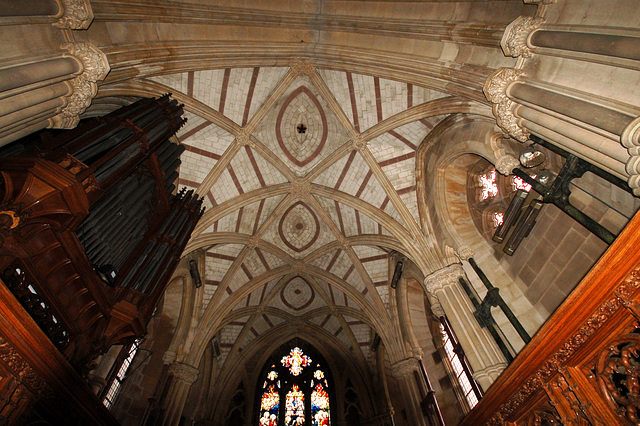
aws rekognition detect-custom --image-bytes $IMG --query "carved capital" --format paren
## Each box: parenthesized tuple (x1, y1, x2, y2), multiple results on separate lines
(53, 0, 94, 30)
(163, 351, 176, 365)
(495, 155, 521, 175)
(484, 68, 529, 142)
(424, 264, 465, 296)
(412, 346, 424, 360)
(501, 16, 544, 58)
(51, 42, 109, 129)
(430, 301, 446, 319)
(169, 362, 199, 385)
(455, 246, 475, 262)
(391, 357, 419, 378)
(290, 59, 316, 77)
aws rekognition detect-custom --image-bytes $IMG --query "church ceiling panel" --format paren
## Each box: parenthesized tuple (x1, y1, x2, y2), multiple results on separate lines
(209, 168, 242, 205)
(311, 152, 349, 188)
(149, 72, 190, 96)
(252, 76, 351, 175)
(259, 200, 335, 259)
(176, 113, 235, 157)
(265, 276, 326, 316)
(214, 207, 242, 234)
(218, 320, 247, 365)
(399, 189, 420, 225)
(214, 68, 257, 126)
(243, 146, 289, 187)
(310, 249, 340, 271)
(316, 69, 354, 128)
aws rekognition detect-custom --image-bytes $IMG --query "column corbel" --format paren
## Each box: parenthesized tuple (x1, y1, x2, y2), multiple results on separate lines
(50, 41, 109, 129)
(501, 16, 545, 59)
(484, 68, 529, 143)
(52, 0, 94, 30)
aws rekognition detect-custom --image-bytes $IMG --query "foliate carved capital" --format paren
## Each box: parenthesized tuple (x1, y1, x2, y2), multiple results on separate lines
(51, 42, 109, 129)
(430, 301, 446, 319)
(501, 16, 544, 58)
(169, 362, 199, 385)
(290, 60, 316, 77)
(484, 68, 529, 142)
(455, 246, 475, 262)
(495, 155, 521, 176)
(391, 357, 419, 378)
(424, 264, 465, 295)
(162, 351, 176, 365)
(53, 0, 94, 30)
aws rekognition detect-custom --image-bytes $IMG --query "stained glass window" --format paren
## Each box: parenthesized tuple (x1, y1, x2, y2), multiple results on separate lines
(281, 347, 312, 376)
(493, 212, 504, 228)
(259, 385, 279, 425)
(311, 383, 331, 426)
(285, 384, 305, 425)
(512, 175, 534, 192)
(479, 170, 498, 200)
(267, 370, 278, 381)
(314, 369, 324, 380)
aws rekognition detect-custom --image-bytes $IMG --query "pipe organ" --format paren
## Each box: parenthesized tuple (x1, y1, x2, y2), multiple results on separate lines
(0, 96, 203, 423)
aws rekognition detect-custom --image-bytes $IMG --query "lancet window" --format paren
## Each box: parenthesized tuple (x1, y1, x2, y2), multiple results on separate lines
(257, 341, 332, 426)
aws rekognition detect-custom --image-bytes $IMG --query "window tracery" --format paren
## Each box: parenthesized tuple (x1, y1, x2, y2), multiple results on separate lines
(257, 341, 332, 426)
(468, 159, 530, 238)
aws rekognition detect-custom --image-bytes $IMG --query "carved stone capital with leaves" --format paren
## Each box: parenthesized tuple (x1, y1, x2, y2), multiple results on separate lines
(501, 16, 545, 58)
(424, 263, 465, 296)
(53, 0, 94, 30)
(51, 42, 109, 129)
(169, 362, 199, 385)
(484, 68, 529, 142)
(391, 357, 419, 378)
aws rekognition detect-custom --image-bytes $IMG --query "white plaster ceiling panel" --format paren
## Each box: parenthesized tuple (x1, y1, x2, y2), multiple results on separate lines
(334, 152, 370, 198)
(209, 168, 241, 205)
(335, 325, 352, 350)
(265, 276, 327, 316)
(241, 250, 270, 280)
(323, 316, 342, 336)
(316, 69, 354, 128)
(400, 190, 420, 225)
(244, 146, 289, 186)
(411, 85, 449, 105)
(255, 246, 287, 270)
(219, 321, 247, 365)
(226, 147, 264, 195)
(227, 266, 251, 293)
(347, 73, 378, 132)
(379, 78, 409, 121)
(219, 68, 257, 126)
(191, 69, 226, 111)
(201, 283, 216, 315)
(149, 72, 189, 95)
(311, 151, 349, 188)
(252, 77, 351, 175)
(352, 244, 386, 260)
(310, 249, 340, 270)
(259, 200, 335, 259)
(244, 67, 290, 124)
(178, 118, 236, 159)
(211, 209, 236, 234)
(377, 286, 390, 307)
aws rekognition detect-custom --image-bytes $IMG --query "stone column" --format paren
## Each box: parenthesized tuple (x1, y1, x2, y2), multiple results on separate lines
(484, 15, 640, 193)
(86, 344, 123, 395)
(0, 40, 109, 146)
(162, 362, 199, 426)
(390, 357, 426, 426)
(425, 264, 506, 391)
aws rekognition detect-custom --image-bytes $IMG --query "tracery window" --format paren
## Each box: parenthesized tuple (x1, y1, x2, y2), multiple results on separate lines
(257, 341, 332, 426)
(468, 159, 531, 239)
(102, 339, 141, 409)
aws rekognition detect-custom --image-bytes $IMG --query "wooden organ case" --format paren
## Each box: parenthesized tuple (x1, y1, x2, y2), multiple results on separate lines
(0, 96, 203, 424)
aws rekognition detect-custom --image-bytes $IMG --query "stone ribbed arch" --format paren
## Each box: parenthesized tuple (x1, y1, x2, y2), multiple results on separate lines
(208, 323, 376, 425)
(186, 264, 398, 365)
(415, 114, 517, 249)
(99, 42, 492, 102)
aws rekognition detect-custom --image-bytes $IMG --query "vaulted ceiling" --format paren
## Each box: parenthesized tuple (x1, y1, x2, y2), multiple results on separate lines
(74, 0, 534, 373)
(151, 65, 453, 368)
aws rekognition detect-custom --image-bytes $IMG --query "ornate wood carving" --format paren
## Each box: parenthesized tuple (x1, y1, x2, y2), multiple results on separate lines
(461, 211, 640, 425)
